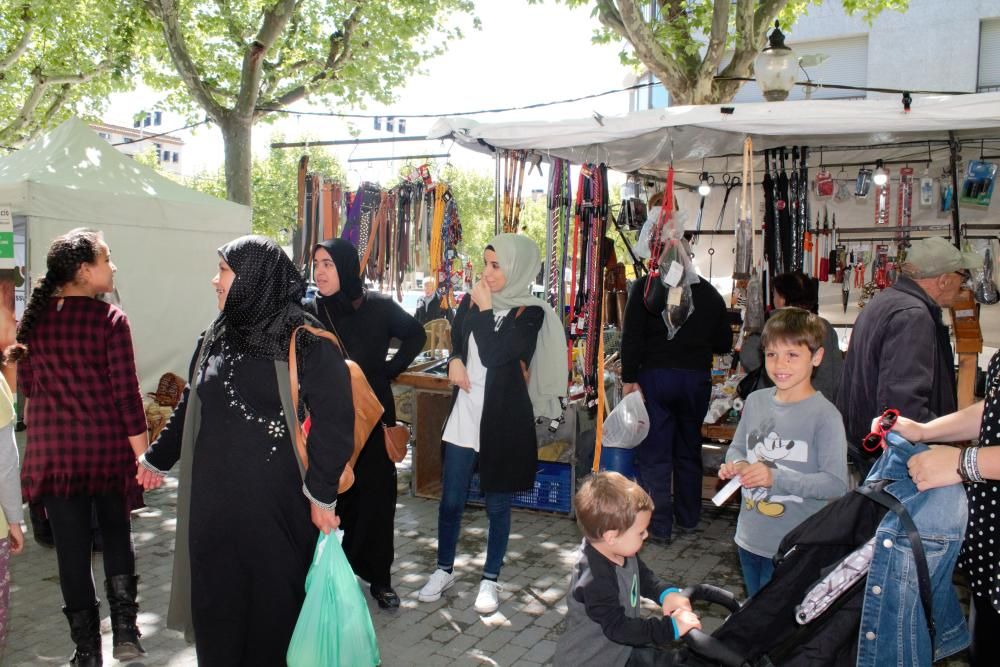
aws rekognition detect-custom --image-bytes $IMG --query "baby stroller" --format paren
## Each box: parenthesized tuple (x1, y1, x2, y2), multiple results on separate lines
(674, 432, 970, 667)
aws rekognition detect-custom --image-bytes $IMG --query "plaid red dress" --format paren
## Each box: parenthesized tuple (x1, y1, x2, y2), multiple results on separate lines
(18, 297, 148, 508)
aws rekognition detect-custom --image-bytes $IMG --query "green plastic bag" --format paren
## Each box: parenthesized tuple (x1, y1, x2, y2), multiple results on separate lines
(287, 532, 381, 667)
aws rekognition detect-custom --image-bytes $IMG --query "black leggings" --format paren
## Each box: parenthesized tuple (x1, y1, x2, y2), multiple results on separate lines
(42, 494, 135, 611)
(970, 593, 1000, 666)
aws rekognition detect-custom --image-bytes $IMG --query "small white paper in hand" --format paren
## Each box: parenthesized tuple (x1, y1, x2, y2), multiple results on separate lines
(712, 476, 742, 507)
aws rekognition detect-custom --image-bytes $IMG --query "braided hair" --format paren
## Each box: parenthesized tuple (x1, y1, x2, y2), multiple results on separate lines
(4, 228, 103, 363)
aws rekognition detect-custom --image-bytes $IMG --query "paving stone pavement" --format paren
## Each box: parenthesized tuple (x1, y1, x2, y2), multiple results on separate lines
(3, 449, 973, 667)
(4, 454, 751, 667)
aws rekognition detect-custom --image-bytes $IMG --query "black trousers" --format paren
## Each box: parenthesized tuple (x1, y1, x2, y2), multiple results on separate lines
(42, 494, 135, 610)
(338, 426, 397, 587)
(970, 593, 1000, 666)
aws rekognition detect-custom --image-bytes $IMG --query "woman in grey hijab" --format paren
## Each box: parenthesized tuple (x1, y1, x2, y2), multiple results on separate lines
(418, 233, 567, 615)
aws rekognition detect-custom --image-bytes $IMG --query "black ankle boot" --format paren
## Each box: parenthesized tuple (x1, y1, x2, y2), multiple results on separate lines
(105, 574, 145, 660)
(62, 603, 102, 667)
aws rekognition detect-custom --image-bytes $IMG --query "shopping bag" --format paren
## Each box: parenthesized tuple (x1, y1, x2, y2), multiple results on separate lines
(287, 532, 381, 667)
(602, 391, 650, 449)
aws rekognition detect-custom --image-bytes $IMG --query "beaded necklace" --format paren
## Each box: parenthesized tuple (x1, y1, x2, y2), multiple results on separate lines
(219, 340, 288, 457)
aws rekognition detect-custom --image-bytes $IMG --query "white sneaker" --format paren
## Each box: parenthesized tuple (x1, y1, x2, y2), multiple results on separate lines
(418, 569, 455, 602)
(474, 579, 503, 614)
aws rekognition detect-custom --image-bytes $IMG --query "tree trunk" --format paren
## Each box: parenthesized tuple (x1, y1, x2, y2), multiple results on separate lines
(219, 116, 253, 206)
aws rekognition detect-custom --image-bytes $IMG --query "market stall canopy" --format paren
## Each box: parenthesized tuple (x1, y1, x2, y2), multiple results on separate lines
(0, 117, 251, 391)
(429, 93, 1000, 178)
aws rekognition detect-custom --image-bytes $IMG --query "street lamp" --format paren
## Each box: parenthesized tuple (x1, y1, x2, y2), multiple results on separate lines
(755, 21, 797, 102)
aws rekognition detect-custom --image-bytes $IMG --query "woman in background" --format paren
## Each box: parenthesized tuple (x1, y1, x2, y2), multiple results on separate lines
(308, 238, 426, 608)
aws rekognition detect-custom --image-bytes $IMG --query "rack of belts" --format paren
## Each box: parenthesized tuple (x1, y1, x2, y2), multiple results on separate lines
(295, 160, 464, 304)
(564, 162, 610, 407)
(498, 149, 528, 233)
(546, 158, 573, 315)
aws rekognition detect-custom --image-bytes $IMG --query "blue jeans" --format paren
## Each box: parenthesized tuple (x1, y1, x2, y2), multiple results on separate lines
(634, 367, 712, 538)
(436, 442, 512, 579)
(738, 547, 774, 598)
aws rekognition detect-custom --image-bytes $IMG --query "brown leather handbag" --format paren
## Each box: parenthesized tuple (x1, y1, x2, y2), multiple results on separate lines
(287, 325, 384, 493)
(383, 422, 410, 463)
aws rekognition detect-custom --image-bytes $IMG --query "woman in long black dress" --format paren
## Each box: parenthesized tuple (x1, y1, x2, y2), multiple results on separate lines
(308, 238, 426, 608)
(137, 236, 354, 665)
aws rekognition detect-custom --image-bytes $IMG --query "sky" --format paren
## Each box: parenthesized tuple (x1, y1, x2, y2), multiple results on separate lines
(105, 0, 635, 186)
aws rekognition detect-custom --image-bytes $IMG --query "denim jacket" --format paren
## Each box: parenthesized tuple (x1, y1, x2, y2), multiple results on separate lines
(856, 432, 969, 666)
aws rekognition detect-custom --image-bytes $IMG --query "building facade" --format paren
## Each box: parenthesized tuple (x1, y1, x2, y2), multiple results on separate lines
(89, 113, 184, 176)
(629, 0, 1000, 111)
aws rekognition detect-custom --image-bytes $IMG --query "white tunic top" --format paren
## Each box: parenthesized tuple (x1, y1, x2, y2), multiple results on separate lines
(441, 309, 509, 451)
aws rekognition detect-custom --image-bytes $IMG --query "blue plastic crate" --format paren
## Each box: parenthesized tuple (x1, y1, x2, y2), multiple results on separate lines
(468, 461, 573, 514)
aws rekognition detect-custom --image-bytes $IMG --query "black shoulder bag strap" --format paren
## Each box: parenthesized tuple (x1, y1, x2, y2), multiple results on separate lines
(855, 483, 936, 650)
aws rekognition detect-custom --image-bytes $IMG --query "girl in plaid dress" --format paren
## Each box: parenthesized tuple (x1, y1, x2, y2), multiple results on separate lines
(8, 229, 148, 667)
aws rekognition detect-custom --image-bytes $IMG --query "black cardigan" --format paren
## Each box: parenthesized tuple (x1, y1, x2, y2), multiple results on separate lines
(447, 295, 543, 493)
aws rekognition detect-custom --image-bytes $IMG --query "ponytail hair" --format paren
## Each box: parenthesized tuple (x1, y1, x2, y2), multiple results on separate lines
(4, 228, 103, 363)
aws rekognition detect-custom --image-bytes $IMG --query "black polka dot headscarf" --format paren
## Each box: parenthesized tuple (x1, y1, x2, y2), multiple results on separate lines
(216, 235, 306, 360)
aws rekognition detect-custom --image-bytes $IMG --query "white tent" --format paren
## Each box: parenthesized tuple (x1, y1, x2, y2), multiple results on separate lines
(431, 93, 1000, 345)
(430, 92, 1000, 176)
(0, 118, 251, 391)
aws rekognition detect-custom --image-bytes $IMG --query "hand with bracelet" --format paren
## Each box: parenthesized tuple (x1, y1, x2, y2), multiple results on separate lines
(883, 401, 994, 491)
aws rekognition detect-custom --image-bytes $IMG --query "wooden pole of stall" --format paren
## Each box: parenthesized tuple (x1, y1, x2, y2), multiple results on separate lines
(591, 305, 607, 473)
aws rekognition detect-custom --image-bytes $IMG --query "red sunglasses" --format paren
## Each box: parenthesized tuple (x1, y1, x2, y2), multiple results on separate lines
(862, 409, 899, 452)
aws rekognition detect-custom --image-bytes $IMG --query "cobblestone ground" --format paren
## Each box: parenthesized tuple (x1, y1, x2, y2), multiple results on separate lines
(3, 455, 972, 666)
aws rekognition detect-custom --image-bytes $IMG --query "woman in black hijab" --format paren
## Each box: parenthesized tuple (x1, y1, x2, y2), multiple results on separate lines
(138, 236, 355, 664)
(308, 238, 426, 608)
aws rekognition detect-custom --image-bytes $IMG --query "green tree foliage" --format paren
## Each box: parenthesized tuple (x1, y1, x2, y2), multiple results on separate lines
(186, 138, 345, 239)
(142, 0, 477, 205)
(0, 0, 148, 147)
(544, 0, 907, 104)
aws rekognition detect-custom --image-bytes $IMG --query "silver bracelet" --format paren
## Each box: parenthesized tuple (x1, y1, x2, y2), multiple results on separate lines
(137, 453, 167, 476)
(969, 446, 985, 484)
(301, 483, 337, 511)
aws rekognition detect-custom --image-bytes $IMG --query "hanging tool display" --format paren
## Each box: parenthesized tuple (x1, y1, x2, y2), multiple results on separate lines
(874, 169, 891, 225)
(546, 158, 572, 315)
(500, 149, 528, 233)
(712, 173, 741, 232)
(897, 167, 914, 243)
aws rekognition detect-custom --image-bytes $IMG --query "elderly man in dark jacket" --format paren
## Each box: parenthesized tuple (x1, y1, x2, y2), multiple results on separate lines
(836, 237, 980, 474)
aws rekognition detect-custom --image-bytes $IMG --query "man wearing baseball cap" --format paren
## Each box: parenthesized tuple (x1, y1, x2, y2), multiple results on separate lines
(836, 237, 981, 475)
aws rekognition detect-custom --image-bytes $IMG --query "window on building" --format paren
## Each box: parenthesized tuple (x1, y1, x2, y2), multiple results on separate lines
(979, 18, 1000, 92)
(162, 150, 171, 162)
(155, 143, 162, 162)
(172, 152, 179, 163)
(386, 117, 395, 132)
(398, 119, 406, 134)
(725, 34, 869, 103)
(123, 137, 133, 144)
(631, 73, 669, 112)
(143, 115, 151, 127)
(154, 111, 162, 126)
(374, 116, 382, 130)
(134, 119, 141, 128)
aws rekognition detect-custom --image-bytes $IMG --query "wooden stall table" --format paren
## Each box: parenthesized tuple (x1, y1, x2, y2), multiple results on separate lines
(394, 364, 452, 499)
(700, 420, 737, 502)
